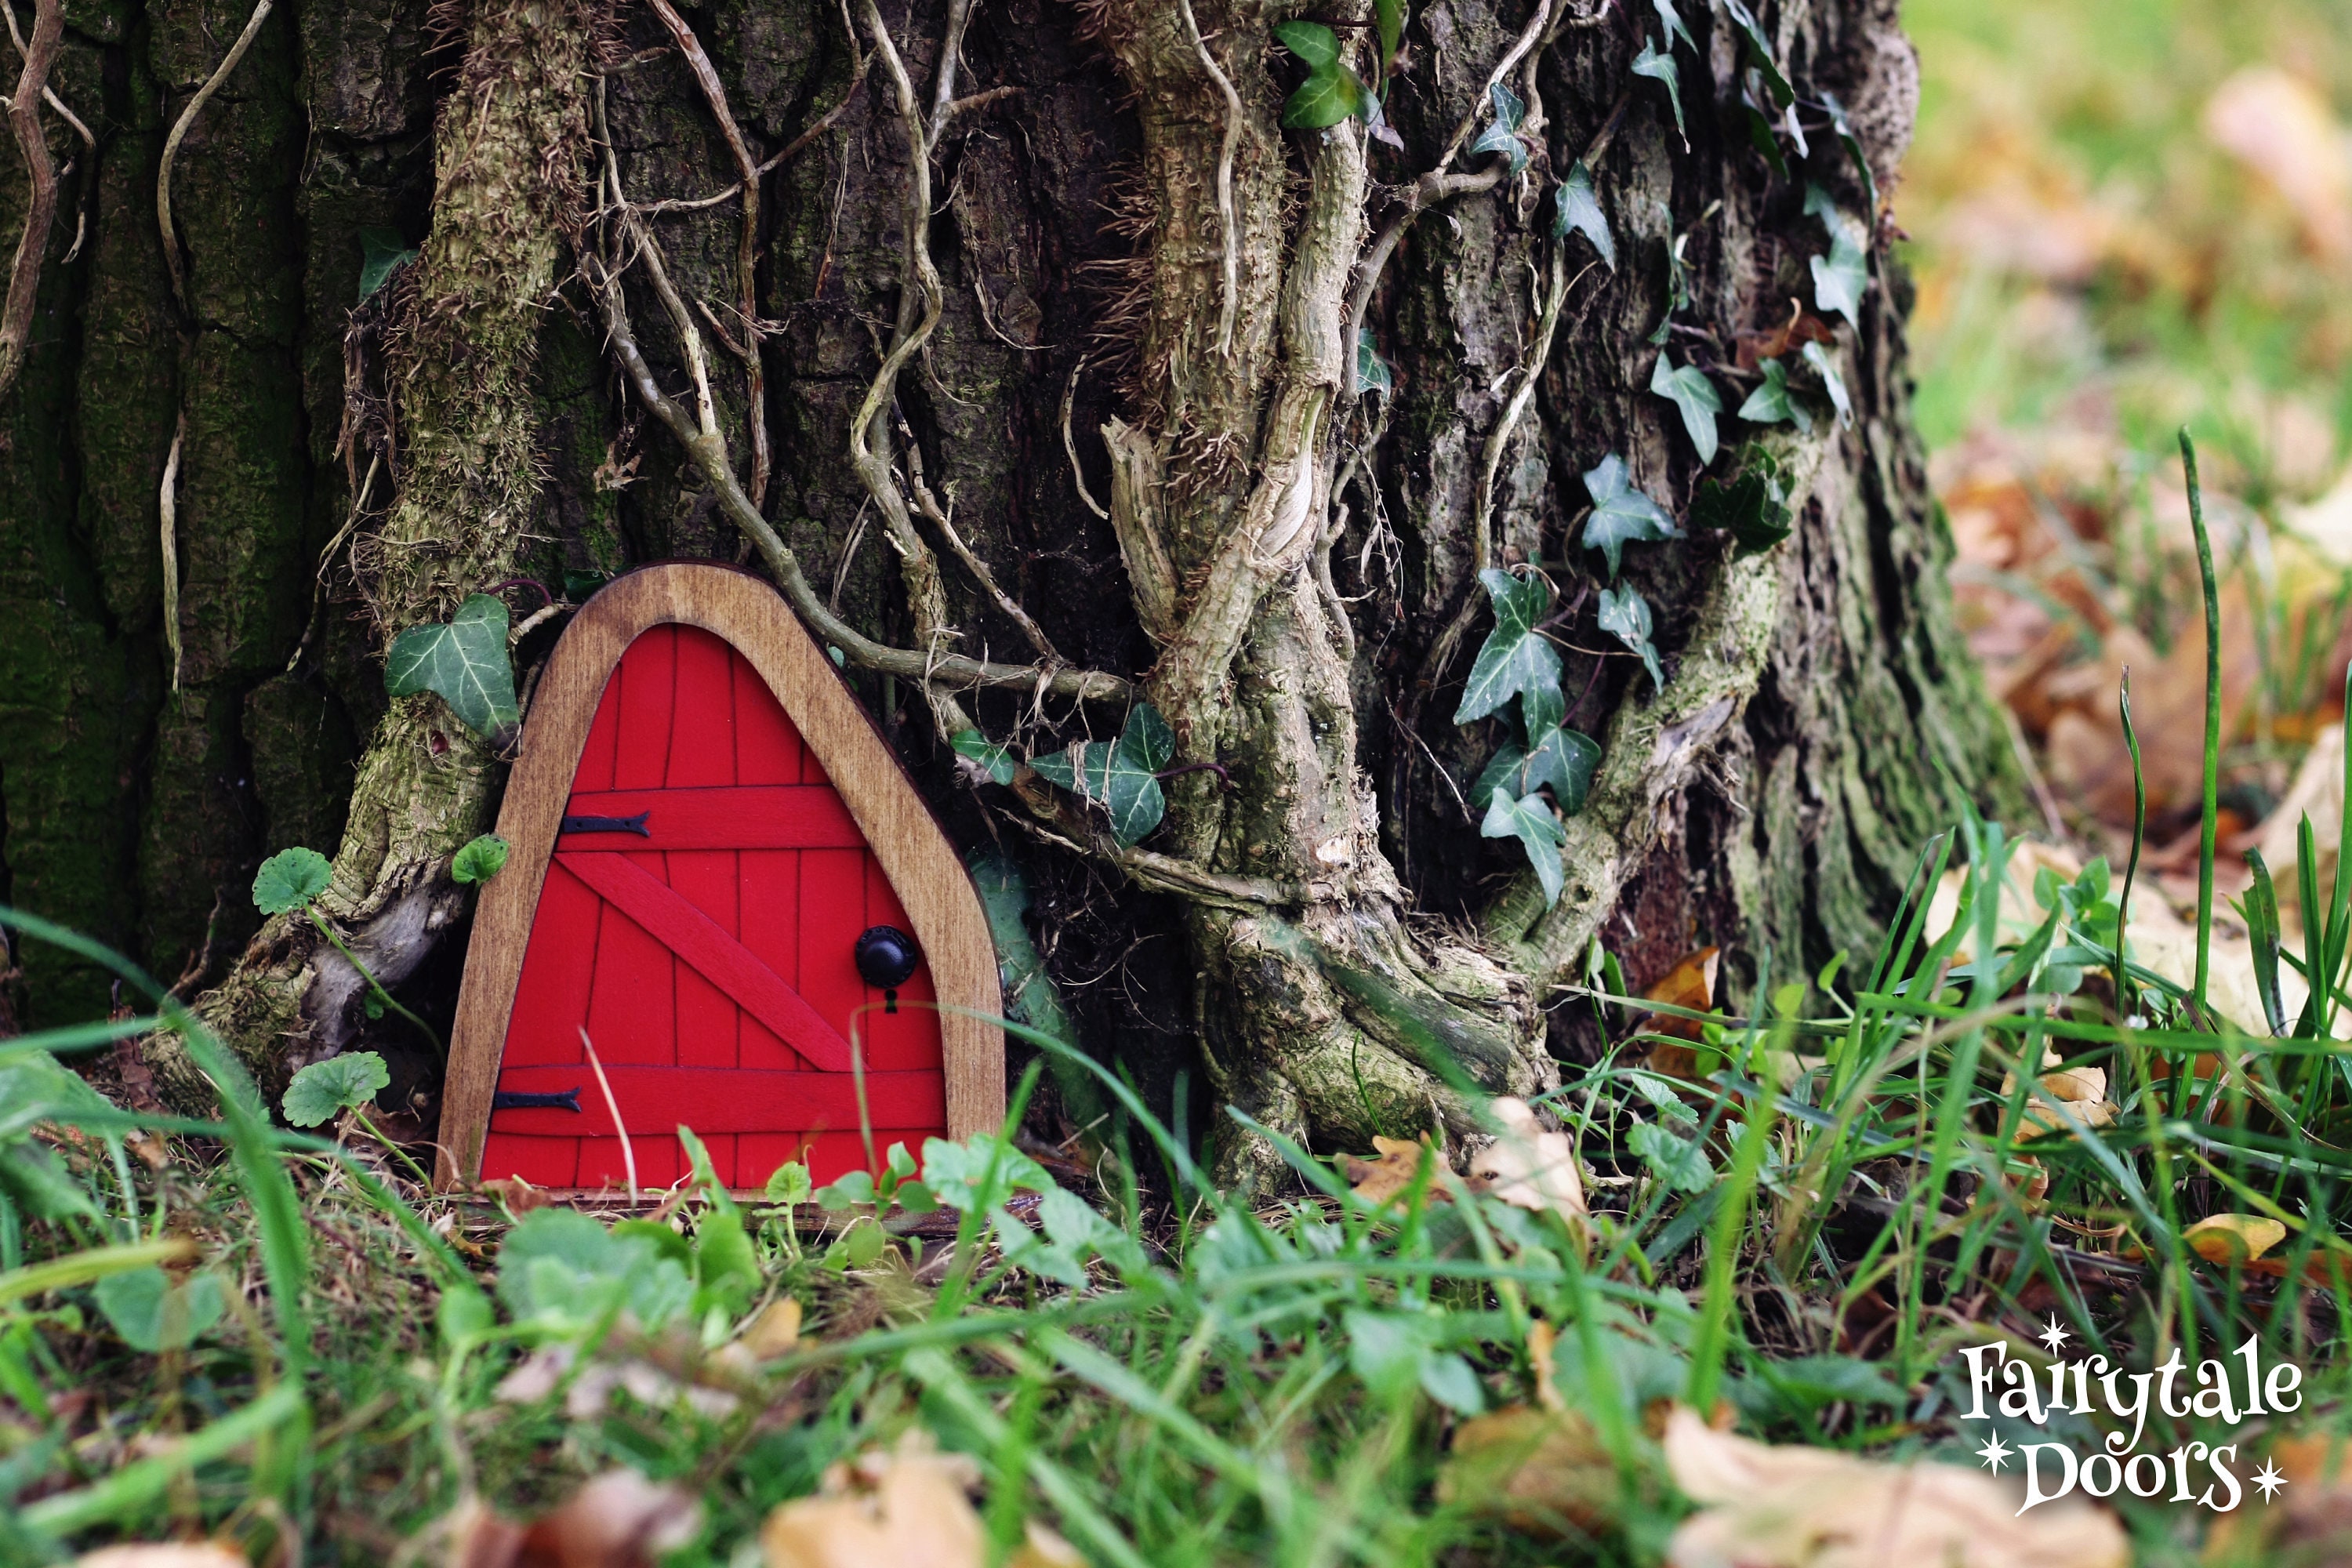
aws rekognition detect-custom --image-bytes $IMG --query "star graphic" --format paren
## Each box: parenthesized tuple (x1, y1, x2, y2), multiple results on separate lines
(2255, 1461, 2290, 1502)
(2038, 1315, 2071, 1353)
(1977, 1434, 2014, 1473)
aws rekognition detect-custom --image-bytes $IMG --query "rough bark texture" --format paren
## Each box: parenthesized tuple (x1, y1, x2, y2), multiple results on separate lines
(0, 0, 2023, 1157)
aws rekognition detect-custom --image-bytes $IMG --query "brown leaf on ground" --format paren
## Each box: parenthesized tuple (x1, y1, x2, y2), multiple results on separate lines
(2182, 1213, 2287, 1265)
(1734, 302, 1837, 370)
(2000, 1052, 2119, 1142)
(761, 1433, 988, 1568)
(1464, 1098, 1587, 1221)
(1436, 1404, 1618, 1535)
(743, 1297, 804, 1359)
(77, 1546, 248, 1568)
(1661, 1406, 2128, 1568)
(1007, 1521, 1087, 1568)
(2205, 1433, 2352, 1563)
(2205, 67, 2352, 265)
(481, 1176, 552, 1214)
(1343, 1136, 1454, 1207)
(1641, 948, 1719, 1042)
(439, 1472, 703, 1568)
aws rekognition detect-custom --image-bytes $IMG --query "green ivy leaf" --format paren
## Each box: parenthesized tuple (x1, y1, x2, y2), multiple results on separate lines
(1719, 0, 1792, 104)
(1472, 742, 1530, 811)
(1735, 356, 1810, 433)
(252, 846, 332, 916)
(1802, 340, 1853, 428)
(1741, 100, 1788, 180)
(1375, 0, 1405, 69)
(357, 227, 417, 304)
(1552, 162, 1614, 269)
(451, 833, 510, 885)
(1524, 724, 1602, 815)
(1652, 0, 1694, 50)
(95, 1267, 225, 1352)
(1481, 786, 1567, 908)
(384, 593, 521, 744)
(1121, 702, 1175, 772)
(1805, 185, 1870, 329)
(1820, 90, 1880, 215)
(1597, 583, 1664, 692)
(1470, 82, 1530, 174)
(1650, 353, 1722, 465)
(281, 1051, 390, 1127)
(1690, 468, 1793, 557)
(950, 728, 1016, 786)
(1625, 1120, 1715, 1191)
(1284, 64, 1374, 129)
(1580, 453, 1676, 579)
(1631, 40, 1685, 142)
(1356, 328, 1393, 397)
(1272, 19, 1339, 70)
(1453, 568, 1561, 724)
(1031, 706, 1171, 846)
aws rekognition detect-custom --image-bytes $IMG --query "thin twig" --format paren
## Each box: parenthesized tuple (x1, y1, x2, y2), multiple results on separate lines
(0, 0, 61, 404)
(1062, 354, 1108, 520)
(160, 414, 185, 691)
(1177, 0, 1242, 357)
(902, 428, 1062, 662)
(158, 0, 274, 312)
(645, 0, 770, 506)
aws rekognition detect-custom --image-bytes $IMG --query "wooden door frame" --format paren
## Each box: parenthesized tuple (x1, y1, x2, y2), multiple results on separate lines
(434, 562, 1005, 1190)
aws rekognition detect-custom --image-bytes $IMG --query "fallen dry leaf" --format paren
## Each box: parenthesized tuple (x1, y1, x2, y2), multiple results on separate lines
(2205, 67, 2352, 264)
(2205, 1432, 2352, 1563)
(1436, 1404, 1618, 1534)
(762, 1432, 996, 1568)
(78, 1546, 248, 1568)
(1465, 1098, 1586, 1221)
(1641, 948, 1719, 1042)
(481, 1176, 553, 1214)
(1343, 1135, 1454, 1207)
(2183, 1213, 2288, 1265)
(1661, 1406, 2127, 1568)
(2000, 1052, 2119, 1142)
(1007, 1521, 1087, 1568)
(439, 1472, 703, 1568)
(743, 1297, 804, 1359)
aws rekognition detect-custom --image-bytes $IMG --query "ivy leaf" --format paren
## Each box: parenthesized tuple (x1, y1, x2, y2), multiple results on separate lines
(96, 1268, 225, 1352)
(1741, 100, 1788, 180)
(1719, 0, 1792, 104)
(1552, 162, 1614, 270)
(451, 833, 510, 885)
(1805, 185, 1870, 329)
(1283, 63, 1374, 129)
(1652, 0, 1693, 52)
(1482, 786, 1567, 908)
(1820, 90, 1879, 214)
(1272, 19, 1339, 70)
(951, 728, 1016, 786)
(1580, 453, 1676, 579)
(1453, 568, 1562, 725)
(1690, 469, 1793, 557)
(1802, 340, 1853, 428)
(1472, 742, 1530, 811)
(1471, 82, 1530, 174)
(1356, 328, 1393, 397)
(1598, 583, 1664, 692)
(1632, 40, 1685, 143)
(281, 1051, 390, 1128)
(1525, 724, 1602, 815)
(253, 846, 332, 916)
(1375, 0, 1405, 70)
(385, 593, 521, 744)
(1120, 702, 1175, 772)
(1650, 353, 1722, 465)
(1030, 708, 1171, 845)
(357, 227, 416, 304)
(1735, 356, 1810, 433)
(1625, 1120, 1715, 1191)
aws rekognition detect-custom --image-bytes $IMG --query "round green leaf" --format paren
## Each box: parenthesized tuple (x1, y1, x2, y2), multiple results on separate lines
(281, 1051, 390, 1127)
(95, 1266, 225, 1352)
(253, 846, 333, 916)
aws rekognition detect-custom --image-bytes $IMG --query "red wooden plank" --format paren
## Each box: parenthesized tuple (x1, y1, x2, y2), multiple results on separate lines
(668, 626, 739, 787)
(560, 850, 858, 1072)
(669, 847, 741, 1069)
(583, 851, 677, 1066)
(860, 857, 943, 1073)
(797, 848, 868, 1058)
(732, 641, 803, 784)
(503, 859, 601, 1066)
(578, 1134, 683, 1192)
(558, 787, 866, 850)
(738, 848, 808, 1072)
(613, 626, 674, 789)
(574, 668, 625, 792)
(489, 1064, 946, 1134)
(481, 1131, 579, 1189)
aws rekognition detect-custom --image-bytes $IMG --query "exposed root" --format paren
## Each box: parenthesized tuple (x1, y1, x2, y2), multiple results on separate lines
(0, 0, 61, 405)
(156, 0, 274, 313)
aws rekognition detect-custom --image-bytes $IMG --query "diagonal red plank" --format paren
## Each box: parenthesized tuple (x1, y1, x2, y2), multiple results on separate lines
(557, 850, 858, 1072)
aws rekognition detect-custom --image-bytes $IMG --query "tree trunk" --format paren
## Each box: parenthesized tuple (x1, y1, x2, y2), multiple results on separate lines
(0, 0, 2023, 1164)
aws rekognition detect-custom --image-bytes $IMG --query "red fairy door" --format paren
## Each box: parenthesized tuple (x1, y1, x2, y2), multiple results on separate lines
(475, 622, 949, 1191)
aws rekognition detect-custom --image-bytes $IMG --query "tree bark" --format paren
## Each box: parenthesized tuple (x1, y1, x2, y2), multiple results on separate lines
(0, 0, 2022, 1160)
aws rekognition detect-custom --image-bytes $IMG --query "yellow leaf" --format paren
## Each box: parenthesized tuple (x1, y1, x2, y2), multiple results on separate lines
(1343, 1135, 1453, 1207)
(763, 1433, 985, 1568)
(1661, 1406, 2128, 1568)
(1436, 1404, 1618, 1535)
(2183, 1213, 2287, 1265)
(744, 1298, 804, 1359)
(1465, 1098, 1587, 1221)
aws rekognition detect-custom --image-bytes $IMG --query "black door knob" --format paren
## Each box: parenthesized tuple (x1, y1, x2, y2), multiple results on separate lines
(855, 926, 921, 1009)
